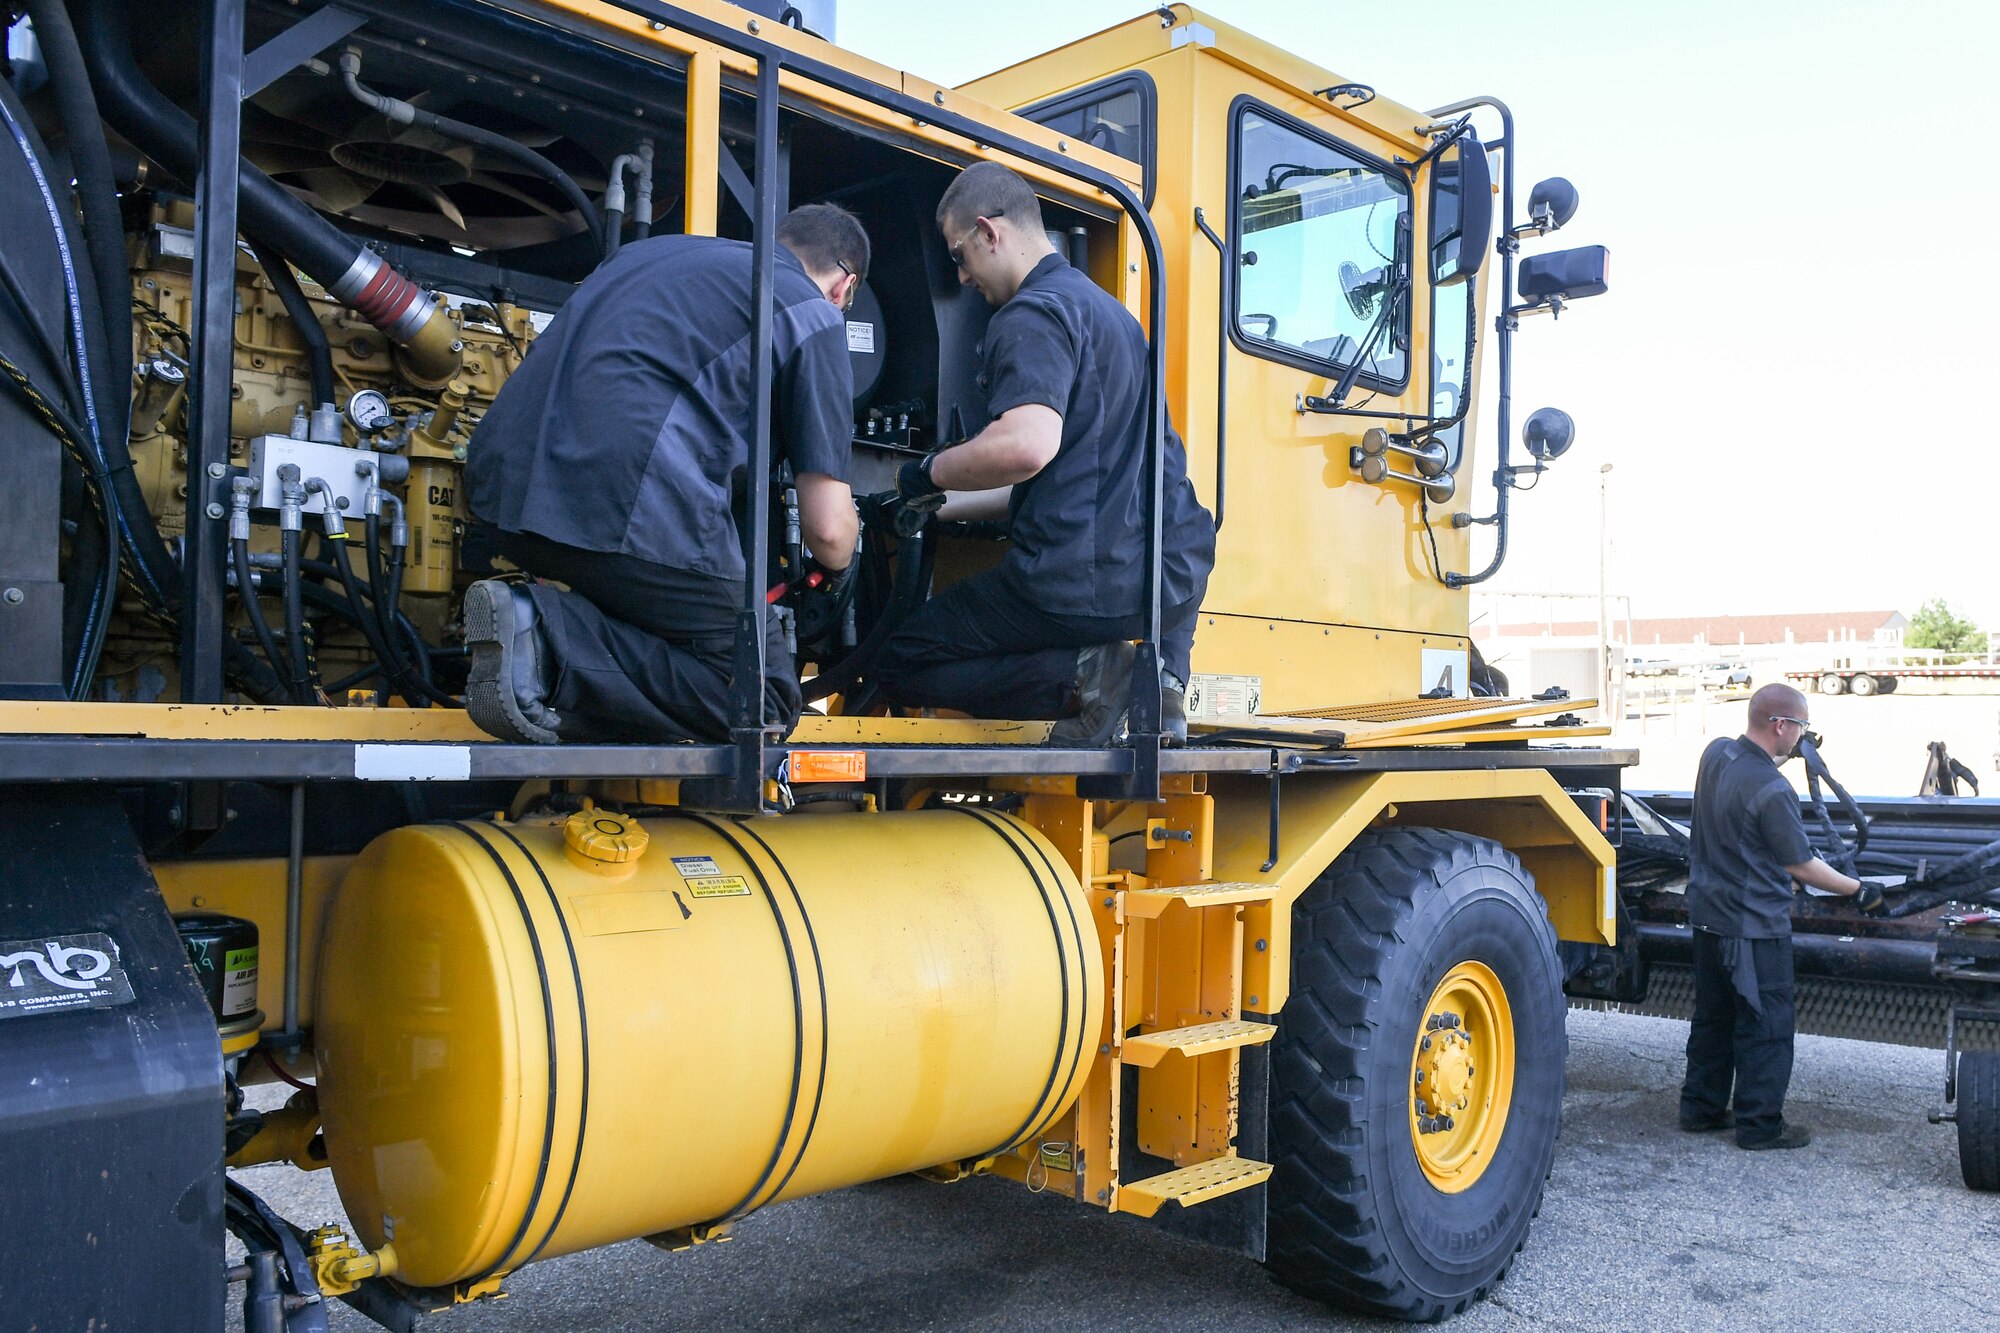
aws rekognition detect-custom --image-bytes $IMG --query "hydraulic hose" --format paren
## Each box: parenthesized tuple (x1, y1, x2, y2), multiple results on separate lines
(339, 51, 601, 251)
(255, 249, 334, 409)
(76, 0, 462, 384)
(801, 529, 927, 705)
(23, 0, 130, 445)
(232, 535, 289, 690)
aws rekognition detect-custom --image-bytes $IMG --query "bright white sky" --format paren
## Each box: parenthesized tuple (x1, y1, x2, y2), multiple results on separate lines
(841, 1, 2000, 629)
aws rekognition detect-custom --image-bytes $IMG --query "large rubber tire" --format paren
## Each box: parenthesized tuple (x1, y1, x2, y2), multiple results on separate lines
(1265, 828, 1567, 1322)
(1819, 673, 1846, 696)
(1848, 673, 1879, 697)
(1959, 1050, 2000, 1190)
(1879, 675, 1899, 694)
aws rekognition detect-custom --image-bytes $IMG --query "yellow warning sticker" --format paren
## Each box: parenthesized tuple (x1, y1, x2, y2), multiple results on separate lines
(685, 875, 751, 899)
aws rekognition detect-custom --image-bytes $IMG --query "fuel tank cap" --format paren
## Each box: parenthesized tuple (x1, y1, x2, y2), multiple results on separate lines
(564, 808, 649, 863)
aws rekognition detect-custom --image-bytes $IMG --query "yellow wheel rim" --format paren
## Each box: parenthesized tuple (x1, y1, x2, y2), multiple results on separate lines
(1408, 961, 1515, 1193)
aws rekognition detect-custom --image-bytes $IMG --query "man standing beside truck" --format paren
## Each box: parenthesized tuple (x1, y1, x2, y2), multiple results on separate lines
(873, 162, 1214, 744)
(1679, 683, 1887, 1149)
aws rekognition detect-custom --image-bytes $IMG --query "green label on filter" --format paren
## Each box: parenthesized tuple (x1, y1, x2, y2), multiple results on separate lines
(224, 947, 259, 972)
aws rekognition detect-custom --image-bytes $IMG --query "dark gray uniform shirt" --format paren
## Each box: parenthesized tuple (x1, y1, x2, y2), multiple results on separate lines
(1686, 735, 1814, 938)
(468, 236, 852, 587)
(980, 253, 1214, 618)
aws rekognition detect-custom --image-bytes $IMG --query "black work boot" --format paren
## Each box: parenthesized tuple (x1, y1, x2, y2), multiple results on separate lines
(1678, 1109, 1735, 1133)
(1049, 641, 1137, 746)
(464, 578, 563, 744)
(1161, 672, 1189, 747)
(1738, 1121, 1812, 1151)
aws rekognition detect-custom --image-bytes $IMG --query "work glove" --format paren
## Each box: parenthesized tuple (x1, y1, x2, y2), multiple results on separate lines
(1854, 879, 1889, 916)
(896, 453, 947, 510)
(807, 554, 856, 602)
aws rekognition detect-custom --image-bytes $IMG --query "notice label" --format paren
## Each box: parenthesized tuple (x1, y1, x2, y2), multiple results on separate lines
(1185, 673, 1262, 720)
(670, 855, 723, 878)
(685, 876, 751, 899)
(221, 945, 260, 1020)
(0, 932, 136, 1020)
(846, 320, 876, 353)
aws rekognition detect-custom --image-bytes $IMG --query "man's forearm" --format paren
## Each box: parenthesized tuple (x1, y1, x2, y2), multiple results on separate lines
(1787, 856, 1861, 895)
(927, 406, 1060, 490)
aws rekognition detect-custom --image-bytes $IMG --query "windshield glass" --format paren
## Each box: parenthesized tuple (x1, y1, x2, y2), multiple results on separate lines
(1234, 106, 1409, 385)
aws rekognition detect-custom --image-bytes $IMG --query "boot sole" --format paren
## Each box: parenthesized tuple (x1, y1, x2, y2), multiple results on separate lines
(464, 581, 561, 745)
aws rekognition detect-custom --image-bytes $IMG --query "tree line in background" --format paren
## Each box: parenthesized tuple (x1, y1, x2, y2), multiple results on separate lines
(1908, 598, 1986, 659)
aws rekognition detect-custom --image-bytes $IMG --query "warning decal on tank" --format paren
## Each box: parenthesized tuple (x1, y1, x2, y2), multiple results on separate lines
(0, 932, 136, 1020)
(685, 876, 752, 899)
(671, 855, 723, 878)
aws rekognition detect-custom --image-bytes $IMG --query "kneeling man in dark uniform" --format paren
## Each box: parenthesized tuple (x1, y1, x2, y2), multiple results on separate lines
(461, 205, 869, 744)
(1679, 683, 1885, 1149)
(873, 162, 1214, 744)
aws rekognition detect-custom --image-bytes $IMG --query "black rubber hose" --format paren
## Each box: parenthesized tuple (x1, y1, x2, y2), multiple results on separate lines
(340, 59, 602, 251)
(220, 635, 287, 703)
(77, 0, 357, 279)
(324, 528, 405, 690)
(24, 0, 132, 443)
(255, 249, 333, 408)
(295, 545, 460, 707)
(232, 532, 289, 690)
(801, 530, 926, 705)
(280, 526, 309, 702)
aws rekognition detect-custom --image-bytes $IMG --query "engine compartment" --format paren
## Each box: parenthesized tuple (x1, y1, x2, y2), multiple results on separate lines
(4, 0, 1118, 711)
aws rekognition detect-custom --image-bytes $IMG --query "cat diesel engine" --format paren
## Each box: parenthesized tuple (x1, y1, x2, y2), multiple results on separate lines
(0, 2, 1645, 1330)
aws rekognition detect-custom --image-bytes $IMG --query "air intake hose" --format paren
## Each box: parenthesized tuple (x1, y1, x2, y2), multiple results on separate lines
(75, 0, 461, 386)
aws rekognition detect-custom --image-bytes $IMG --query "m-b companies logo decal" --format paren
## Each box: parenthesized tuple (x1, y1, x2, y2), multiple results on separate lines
(0, 933, 136, 1019)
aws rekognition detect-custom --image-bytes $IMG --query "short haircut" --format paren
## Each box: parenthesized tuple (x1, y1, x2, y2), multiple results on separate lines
(777, 203, 870, 283)
(1748, 682, 1806, 725)
(936, 161, 1045, 235)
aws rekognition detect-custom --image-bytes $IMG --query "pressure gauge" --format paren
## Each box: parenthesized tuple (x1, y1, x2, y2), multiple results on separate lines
(346, 388, 394, 435)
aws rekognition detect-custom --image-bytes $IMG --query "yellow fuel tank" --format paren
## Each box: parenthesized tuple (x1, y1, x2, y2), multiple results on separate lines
(314, 807, 1102, 1289)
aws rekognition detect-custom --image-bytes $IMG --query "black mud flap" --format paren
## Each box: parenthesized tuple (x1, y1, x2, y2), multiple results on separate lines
(0, 786, 225, 1327)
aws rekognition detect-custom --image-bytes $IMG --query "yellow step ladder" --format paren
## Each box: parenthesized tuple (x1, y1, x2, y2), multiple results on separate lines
(1115, 880, 1277, 1214)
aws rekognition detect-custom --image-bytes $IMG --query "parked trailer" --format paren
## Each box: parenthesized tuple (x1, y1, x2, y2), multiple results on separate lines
(1788, 666, 2000, 697)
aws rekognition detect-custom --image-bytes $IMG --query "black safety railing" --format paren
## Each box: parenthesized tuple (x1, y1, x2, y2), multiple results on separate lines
(179, 0, 1173, 807)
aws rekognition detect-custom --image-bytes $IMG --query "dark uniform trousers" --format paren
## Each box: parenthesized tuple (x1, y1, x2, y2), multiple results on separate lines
(873, 565, 1205, 720)
(1681, 929, 1797, 1145)
(498, 532, 802, 744)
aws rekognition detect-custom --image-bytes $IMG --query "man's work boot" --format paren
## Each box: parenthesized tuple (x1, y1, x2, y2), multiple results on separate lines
(1161, 672, 1189, 747)
(464, 579, 563, 744)
(1738, 1122, 1812, 1151)
(1049, 641, 1137, 746)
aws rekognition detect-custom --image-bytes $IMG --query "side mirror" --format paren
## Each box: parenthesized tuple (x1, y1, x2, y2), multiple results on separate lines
(1517, 245, 1610, 307)
(1526, 177, 1579, 234)
(1522, 407, 1575, 461)
(1429, 130, 1491, 286)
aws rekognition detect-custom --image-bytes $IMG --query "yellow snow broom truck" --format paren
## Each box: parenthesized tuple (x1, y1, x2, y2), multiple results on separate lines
(0, 1, 1621, 1325)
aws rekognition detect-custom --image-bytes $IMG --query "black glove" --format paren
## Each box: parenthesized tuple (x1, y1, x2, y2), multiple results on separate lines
(807, 554, 855, 601)
(1854, 879, 1888, 916)
(896, 453, 947, 510)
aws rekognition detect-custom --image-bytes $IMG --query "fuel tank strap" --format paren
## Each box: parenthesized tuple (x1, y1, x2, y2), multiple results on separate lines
(678, 813, 830, 1222)
(956, 807, 1091, 1156)
(480, 820, 594, 1270)
(445, 821, 562, 1281)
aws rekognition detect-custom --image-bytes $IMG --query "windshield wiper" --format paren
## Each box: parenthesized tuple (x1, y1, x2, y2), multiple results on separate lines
(1322, 269, 1406, 407)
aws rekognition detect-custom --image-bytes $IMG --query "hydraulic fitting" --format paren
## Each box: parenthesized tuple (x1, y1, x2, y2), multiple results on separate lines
(276, 463, 304, 533)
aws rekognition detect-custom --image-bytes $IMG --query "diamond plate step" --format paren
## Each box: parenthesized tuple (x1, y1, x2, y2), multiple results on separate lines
(1118, 1156, 1273, 1218)
(1122, 882, 1275, 919)
(1120, 1018, 1275, 1068)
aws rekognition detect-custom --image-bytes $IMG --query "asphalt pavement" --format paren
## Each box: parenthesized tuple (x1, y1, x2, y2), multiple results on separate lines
(230, 1008, 2000, 1332)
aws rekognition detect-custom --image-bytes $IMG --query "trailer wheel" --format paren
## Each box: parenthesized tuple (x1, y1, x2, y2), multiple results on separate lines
(1958, 1050, 2000, 1191)
(1879, 676, 1899, 694)
(1849, 673, 1879, 697)
(1819, 673, 1846, 695)
(1265, 828, 1566, 1321)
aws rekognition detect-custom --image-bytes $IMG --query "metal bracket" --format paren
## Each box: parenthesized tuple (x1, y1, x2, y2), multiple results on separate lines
(241, 5, 364, 101)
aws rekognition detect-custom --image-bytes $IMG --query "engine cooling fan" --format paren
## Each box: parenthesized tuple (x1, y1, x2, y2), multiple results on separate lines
(243, 78, 600, 251)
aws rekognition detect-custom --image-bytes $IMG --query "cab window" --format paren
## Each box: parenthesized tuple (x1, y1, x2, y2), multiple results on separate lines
(1231, 101, 1409, 389)
(1021, 74, 1156, 206)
